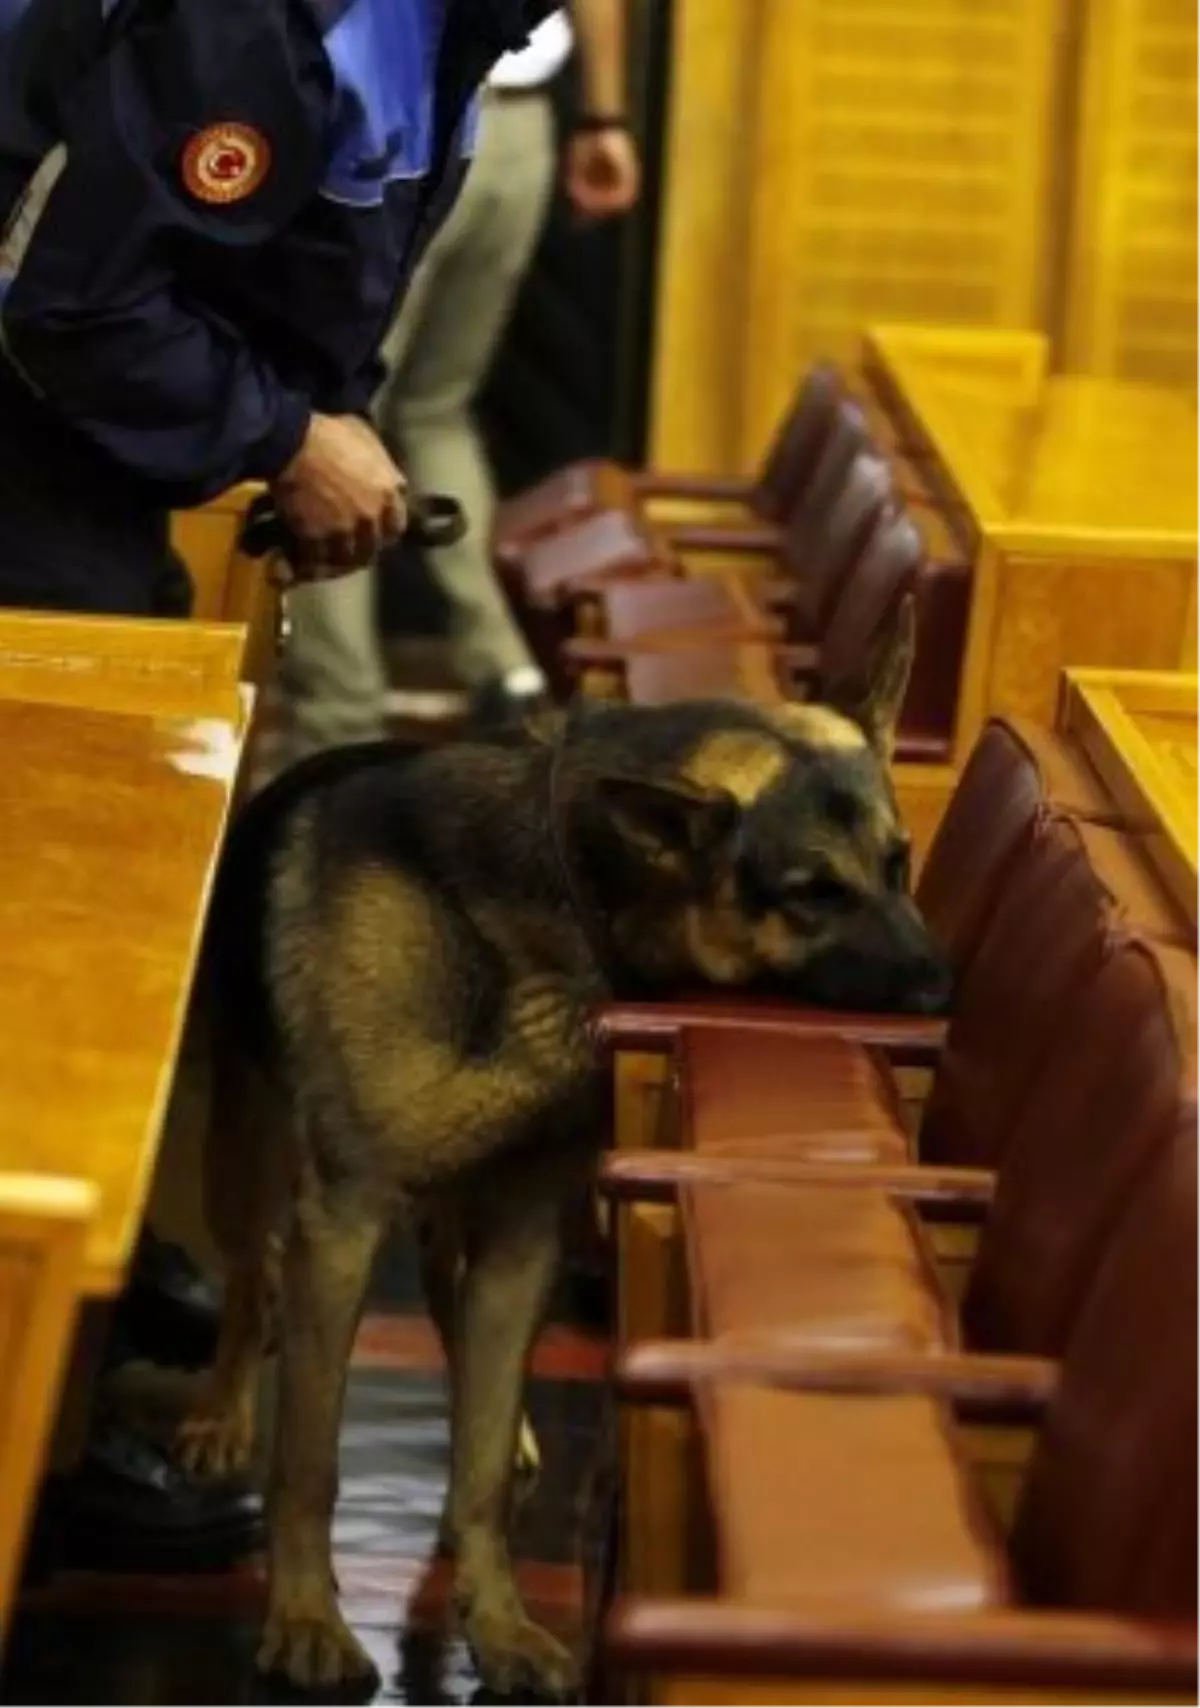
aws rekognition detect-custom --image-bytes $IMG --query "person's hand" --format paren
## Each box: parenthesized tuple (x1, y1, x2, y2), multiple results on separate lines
(271, 413, 407, 571)
(564, 125, 640, 219)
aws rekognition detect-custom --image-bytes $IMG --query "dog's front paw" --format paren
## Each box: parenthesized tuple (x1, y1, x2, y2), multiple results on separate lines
(176, 1407, 254, 1478)
(258, 1591, 378, 1692)
(464, 1604, 577, 1701)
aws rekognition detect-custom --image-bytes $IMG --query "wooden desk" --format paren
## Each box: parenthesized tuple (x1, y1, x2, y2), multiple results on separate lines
(861, 325, 1198, 857)
(1059, 668, 1197, 936)
(0, 613, 252, 1296)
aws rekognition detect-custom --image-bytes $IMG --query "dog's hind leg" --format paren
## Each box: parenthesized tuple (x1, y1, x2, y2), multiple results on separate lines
(177, 1037, 286, 1477)
(258, 1136, 386, 1691)
(447, 1156, 585, 1700)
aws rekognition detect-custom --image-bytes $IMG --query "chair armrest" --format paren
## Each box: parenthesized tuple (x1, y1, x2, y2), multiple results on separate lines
(631, 471, 753, 505)
(605, 1601, 1198, 1696)
(616, 1339, 1058, 1424)
(592, 1003, 948, 1068)
(667, 526, 783, 556)
(772, 642, 820, 673)
(758, 576, 799, 612)
(600, 1150, 995, 1216)
(561, 637, 635, 668)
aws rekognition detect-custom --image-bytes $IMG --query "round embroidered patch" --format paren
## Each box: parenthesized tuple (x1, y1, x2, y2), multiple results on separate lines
(182, 124, 271, 205)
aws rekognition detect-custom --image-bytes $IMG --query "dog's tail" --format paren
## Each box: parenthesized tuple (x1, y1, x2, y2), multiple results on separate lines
(205, 739, 426, 1067)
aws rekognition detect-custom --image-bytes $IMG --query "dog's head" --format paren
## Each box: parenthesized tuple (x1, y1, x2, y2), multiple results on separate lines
(566, 600, 951, 1014)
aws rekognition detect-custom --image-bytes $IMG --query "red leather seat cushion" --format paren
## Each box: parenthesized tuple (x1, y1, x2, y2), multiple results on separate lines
(494, 460, 617, 557)
(625, 644, 766, 704)
(683, 1179, 952, 1352)
(703, 1385, 1007, 1610)
(681, 1027, 910, 1163)
(520, 510, 661, 604)
(602, 575, 770, 644)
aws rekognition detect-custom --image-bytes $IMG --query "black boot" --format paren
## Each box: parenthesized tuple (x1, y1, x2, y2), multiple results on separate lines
(28, 1421, 263, 1574)
(111, 1230, 221, 1371)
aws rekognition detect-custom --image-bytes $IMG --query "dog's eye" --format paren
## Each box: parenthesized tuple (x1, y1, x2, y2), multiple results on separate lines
(785, 873, 855, 912)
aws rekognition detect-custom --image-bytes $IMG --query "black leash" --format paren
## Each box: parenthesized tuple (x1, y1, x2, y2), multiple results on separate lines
(240, 490, 467, 589)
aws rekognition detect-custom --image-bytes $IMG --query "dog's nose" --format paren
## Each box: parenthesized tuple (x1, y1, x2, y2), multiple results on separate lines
(907, 954, 955, 1017)
(901, 949, 955, 1011)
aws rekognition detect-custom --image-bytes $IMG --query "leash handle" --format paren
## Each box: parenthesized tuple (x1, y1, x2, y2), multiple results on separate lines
(241, 490, 467, 587)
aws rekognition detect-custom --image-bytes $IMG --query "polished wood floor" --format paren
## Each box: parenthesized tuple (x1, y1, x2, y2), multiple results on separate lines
(1, 1239, 608, 1705)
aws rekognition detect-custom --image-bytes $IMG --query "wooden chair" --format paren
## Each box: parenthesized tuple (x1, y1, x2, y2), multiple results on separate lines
(605, 1119, 1198, 1704)
(493, 363, 844, 557)
(0, 1175, 95, 1642)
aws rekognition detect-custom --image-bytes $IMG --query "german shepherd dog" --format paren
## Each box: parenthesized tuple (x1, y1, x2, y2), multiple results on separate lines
(177, 601, 949, 1697)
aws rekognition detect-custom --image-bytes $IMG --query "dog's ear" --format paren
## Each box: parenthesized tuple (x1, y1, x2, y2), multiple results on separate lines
(596, 772, 740, 868)
(833, 593, 916, 761)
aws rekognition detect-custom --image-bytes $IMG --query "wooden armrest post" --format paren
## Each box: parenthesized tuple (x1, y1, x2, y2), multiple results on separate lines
(616, 1339, 1059, 1425)
(599, 1149, 995, 1217)
(592, 1005, 948, 1069)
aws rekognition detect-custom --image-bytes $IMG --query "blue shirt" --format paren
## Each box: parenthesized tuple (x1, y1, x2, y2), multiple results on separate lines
(0, 0, 543, 505)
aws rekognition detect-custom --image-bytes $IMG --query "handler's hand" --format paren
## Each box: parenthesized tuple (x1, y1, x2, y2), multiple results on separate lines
(272, 414, 407, 570)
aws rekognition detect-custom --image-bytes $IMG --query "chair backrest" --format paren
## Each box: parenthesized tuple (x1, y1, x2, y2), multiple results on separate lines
(815, 508, 923, 711)
(778, 400, 873, 558)
(1011, 1114, 1197, 1619)
(919, 811, 1109, 1168)
(964, 935, 1197, 1358)
(916, 718, 1122, 977)
(0, 1174, 94, 1643)
(785, 450, 895, 636)
(753, 363, 844, 523)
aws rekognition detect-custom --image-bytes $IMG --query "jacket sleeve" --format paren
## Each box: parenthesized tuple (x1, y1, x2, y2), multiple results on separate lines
(0, 0, 333, 505)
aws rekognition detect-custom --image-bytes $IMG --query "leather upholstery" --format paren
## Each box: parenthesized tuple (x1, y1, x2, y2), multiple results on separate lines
(624, 643, 772, 705)
(916, 717, 1119, 974)
(619, 510, 922, 712)
(1010, 1116, 1198, 1619)
(683, 1179, 951, 1352)
(815, 509, 924, 709)
(784, 451, 895, 636)
(920, 811, 1118, 1167)
(755, 362, 845, 523)
(680, 1028, 909, 1161)
(520, 509, 666, 607)
(494, 458, 612, 555)
(964, 936, 1198, 1357)
(493, 363, 842, 560)
(599, 573, 774, 645)
(1076, 823, 1191, 944)
(701, 1385, 1007, 1610)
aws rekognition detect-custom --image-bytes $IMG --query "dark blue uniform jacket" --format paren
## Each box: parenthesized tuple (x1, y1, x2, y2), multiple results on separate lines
(0, 0, 549, 507)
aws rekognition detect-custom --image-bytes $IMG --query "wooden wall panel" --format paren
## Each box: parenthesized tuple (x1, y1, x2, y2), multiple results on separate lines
(647, 0, 764, 472)
(1061, 0, 1198, 387)
(740, 0, 1067, 467)
(651, 0, 1068, 474)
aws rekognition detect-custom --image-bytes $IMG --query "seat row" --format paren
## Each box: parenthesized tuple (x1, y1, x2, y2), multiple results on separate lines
(582, 715, 1197, 1703)
(491, 364, 971, 763)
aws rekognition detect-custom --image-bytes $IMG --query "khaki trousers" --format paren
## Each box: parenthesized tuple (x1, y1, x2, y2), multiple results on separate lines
(279, 91, 555, 758)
